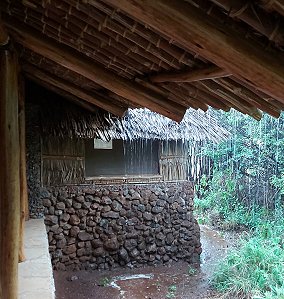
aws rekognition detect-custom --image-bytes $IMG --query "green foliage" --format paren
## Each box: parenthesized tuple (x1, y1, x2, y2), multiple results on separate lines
(211, 220, 284, 299)
(99, 277, 111, 287)
(194, 109, 284, 298)
(166, 285, 177, 298)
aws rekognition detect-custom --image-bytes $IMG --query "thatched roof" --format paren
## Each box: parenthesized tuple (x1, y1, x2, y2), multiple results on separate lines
(2, 0, 284, 122)
(39, 92, 229, 142)
(108, 108, 229, 143)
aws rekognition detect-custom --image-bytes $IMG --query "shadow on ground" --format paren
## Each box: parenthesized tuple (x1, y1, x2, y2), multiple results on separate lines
(54, 225, 228, 299)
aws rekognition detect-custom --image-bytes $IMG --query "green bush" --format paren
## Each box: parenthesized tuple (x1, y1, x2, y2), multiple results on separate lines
(212, 221, 284, 299)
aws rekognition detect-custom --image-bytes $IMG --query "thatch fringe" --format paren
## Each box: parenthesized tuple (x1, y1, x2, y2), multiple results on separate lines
(40, 97, 229, 143)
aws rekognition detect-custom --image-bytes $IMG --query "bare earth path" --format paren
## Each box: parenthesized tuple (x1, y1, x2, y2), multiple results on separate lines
(54, 225, 228, 299)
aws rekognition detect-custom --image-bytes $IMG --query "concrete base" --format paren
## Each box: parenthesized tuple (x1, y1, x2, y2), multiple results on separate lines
(18, 219, 55, 299)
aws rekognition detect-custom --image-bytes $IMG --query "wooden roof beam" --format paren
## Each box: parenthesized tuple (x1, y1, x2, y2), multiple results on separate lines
(259, 0, 284, 17)
(4, 17, 186, 122)
(214, 77, 281, 118)
(197, 81, 262, 120)
(208, 0, 284, 47)
(105, 0, 284, 103)
(0, 20, 9, 46)
(23, 64, 127, 117)
(150, 65, 230, 83)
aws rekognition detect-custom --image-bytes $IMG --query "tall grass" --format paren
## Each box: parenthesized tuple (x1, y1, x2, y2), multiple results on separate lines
(211, 221, 284, 299)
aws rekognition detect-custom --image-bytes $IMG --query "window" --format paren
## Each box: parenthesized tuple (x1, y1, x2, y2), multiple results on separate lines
(85, 139, 160, 177)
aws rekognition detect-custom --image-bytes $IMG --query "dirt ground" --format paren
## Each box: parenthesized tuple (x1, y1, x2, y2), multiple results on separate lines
(54, 225, 228, 299)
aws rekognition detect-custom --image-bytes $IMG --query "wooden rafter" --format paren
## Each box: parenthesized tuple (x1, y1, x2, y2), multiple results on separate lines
(105, 0, 284, 102)
(207, 0, 284, 47)
(4, 18, 186, 122)
(214, 77, 281, 118)
(23, 64, 127, 117)
(259, 0, 284, 16)
(150, 65, 230, 83)
(0, 21, 9, 46)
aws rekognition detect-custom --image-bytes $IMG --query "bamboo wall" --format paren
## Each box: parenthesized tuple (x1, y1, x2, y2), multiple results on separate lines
(42, 137, 193, 186)
(41, 136, 85, 186)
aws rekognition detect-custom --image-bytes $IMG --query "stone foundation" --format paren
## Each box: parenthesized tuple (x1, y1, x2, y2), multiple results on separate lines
(43, 182, 201, 270)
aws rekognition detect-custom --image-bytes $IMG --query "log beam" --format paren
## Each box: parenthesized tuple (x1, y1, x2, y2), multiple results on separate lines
(150, 65, 230, 83)
(105, 0, 284, 102)
(0, 48, 20, 299)
(23, 64, 128, 117)
(4, 18, 186, 122)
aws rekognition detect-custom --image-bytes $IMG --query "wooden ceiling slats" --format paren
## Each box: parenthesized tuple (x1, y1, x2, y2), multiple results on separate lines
(2, 0, 284, 120)
(49, 0, 185, 70)
(88, 0, 200, 67)
(5, 17, 186, 121)
(259, 0, 284, 17)
(197, 80, 263, 120)
(196, 0, 284, 48)
(105, 0, 284, 102)
(214, 78, 281, 118)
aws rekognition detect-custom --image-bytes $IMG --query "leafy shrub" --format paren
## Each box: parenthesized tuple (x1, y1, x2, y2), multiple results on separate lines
(212, 221, 284, 299)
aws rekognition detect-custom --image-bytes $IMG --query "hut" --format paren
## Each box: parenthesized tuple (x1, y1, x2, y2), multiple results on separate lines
(2, 0, 284, 297)
(23, 82, 229, 272)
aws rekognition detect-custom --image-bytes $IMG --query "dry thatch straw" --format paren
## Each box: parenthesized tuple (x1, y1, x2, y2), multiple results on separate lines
(108, 108, 230, 143)
(40, 96, 229, 143)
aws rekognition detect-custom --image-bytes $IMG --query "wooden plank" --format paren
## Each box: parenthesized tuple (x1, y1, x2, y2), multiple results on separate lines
(105, 0, 284, 103)
(0, 48, 20, 299)
(23, 64, 127, 117)
(4, 18, 186, 122)
(150, 65, 229, 83)
(18, 76, 28, 263)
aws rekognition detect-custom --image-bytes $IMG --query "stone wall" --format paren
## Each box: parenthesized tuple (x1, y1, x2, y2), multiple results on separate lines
(26, 103, 44, 218)
(43, 182, 201, 271)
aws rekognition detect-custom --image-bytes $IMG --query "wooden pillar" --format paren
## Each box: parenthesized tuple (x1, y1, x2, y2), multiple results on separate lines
(0, 47, 21, 298)
(18, 77, 28, 263)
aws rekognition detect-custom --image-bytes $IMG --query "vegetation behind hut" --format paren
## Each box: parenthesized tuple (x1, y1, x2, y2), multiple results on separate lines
(194, 109, 284, 298)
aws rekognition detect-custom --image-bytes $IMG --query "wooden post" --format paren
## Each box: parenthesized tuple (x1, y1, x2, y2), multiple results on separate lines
(18, 76, 28, 263)
(0, 47, 21, 298)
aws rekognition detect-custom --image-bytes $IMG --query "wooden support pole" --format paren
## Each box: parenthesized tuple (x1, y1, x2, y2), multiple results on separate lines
(105, 0, 284, 102)
(150, 65, 230, 83)
(4, 17, 186, 122)
(0, 48, 20, 299)
(18, 77, 28, 263)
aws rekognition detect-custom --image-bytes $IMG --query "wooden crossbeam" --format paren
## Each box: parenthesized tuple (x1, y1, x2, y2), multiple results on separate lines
(105, 0, 284, 103)
(150, 65, 229, 83)
(23, 64, 128, 117)
(4, 17, 186, 122)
